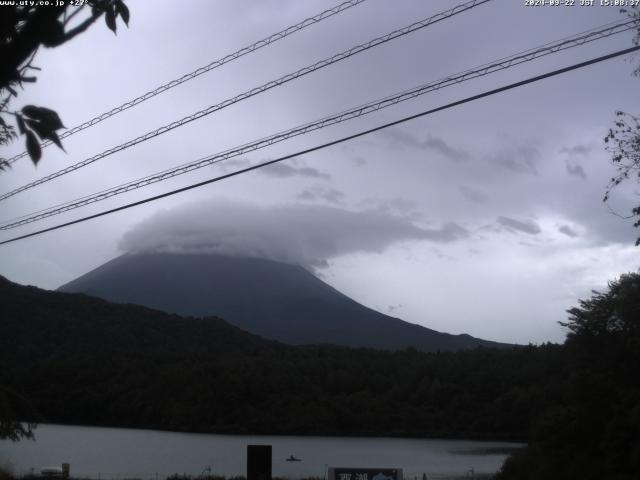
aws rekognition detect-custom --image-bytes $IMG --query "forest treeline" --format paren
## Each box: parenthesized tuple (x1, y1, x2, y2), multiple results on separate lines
(496, 272, 640, 480)
(0, 275, 556, 439)
(1, 273, 639, 479)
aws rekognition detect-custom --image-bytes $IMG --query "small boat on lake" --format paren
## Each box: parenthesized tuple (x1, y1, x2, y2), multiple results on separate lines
(285, 455, 301, 462)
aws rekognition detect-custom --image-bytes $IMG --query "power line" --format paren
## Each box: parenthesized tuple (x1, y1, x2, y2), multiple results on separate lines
(2, 17, 635, 229)
(1, 18, 636, 231)
(1, 45, 637, 247)
(5, 0, 369, 166)
(0, 0, 492, 203)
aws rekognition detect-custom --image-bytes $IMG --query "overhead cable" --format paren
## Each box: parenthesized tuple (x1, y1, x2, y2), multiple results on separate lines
(1, 18, 636, 230)
(0, 0, 492, 203)
(1, 45, 637, 246)
(5, 0, 369, 165)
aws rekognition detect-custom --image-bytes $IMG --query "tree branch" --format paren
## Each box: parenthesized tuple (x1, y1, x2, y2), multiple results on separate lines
(52, 9, 102, 47)
(606, 202, 635, 219)
(63, 5, 84, 27)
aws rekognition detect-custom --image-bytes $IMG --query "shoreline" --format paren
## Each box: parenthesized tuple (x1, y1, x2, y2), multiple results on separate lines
(13, 422, 526, 445)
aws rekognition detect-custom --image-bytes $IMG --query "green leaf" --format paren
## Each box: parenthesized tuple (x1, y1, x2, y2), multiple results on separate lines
(21, 105, 39, 117)
(46, 130, 65, 151)
(116, 1, 130, 26)
(22, 105, 65, 130)
(25, 130, 41, 165)
(105, 7, 117, 34)
(25, 119, 46, 139)
(24, 119, 65, 151)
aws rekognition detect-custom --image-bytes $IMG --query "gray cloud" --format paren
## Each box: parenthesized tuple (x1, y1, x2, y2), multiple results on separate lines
(423, 222, 469, 242)
(119, 199, 469, 268)
(341, 145, 368, 166)
(215, 159, 331, 180)
(560, 145, 592, 156)
(216, 158, 252, 173)
(359, 196, 423, 221)
(432, 247, 456, 261)
(381, 129, 470, 162)
(565, 160, 587, 179)
(297, 186, 346, 205)
(559, 225, 578, 238)
(459, 185, 489, 204)
(497, 216, 542, 235)
(424, 136, 471, 162)
(260, 162, 331, 180)
(488, 145, 540, 175)
(387, 303, 403, 314)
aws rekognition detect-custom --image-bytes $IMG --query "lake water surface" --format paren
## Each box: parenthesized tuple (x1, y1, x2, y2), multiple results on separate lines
(0, 425, 522, 479)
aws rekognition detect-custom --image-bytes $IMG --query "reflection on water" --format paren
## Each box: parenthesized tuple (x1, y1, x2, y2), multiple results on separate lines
(0, 425, 523, 479)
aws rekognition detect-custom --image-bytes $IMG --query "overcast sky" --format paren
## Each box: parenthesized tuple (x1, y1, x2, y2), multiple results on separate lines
(1, 0, 639, 344)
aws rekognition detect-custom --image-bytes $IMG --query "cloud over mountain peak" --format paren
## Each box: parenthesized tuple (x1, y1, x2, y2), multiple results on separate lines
(120, 199, 468, 268)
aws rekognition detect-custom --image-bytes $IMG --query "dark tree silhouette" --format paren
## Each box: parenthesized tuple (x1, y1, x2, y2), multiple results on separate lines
(0, 387, 37, 441)
(0, 0, 129, 441)
(497, 272, 640, 480)
(561, 272, 640, 340)
(0, 0, 129, 169)
(603, 6, 640, 245)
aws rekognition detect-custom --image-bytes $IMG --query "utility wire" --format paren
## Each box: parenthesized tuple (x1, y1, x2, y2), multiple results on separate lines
(2, 17, 634, 228)
(1, 18, 636, 230)
(1, 45, 637, 247)
(5, 0, 369, 166)
(0, 0, 492, 203)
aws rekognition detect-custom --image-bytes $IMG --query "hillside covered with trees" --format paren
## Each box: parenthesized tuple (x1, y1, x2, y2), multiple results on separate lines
(2, 274, 553, 439)
(2, 272, 639, 479)
(496, 272, 640, 480)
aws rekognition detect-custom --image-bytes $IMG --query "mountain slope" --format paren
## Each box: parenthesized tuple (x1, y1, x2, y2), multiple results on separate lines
(0, 274, 275, 359)
(1, 274, 547, 439)
(59, 252, 506, 351)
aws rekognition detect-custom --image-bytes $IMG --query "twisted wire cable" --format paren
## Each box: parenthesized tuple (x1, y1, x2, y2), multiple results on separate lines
(1, 17, 636, 230)
(0, 0, 492, 202)
(5, 0, 369, 165)
(1, 45, 638, 246)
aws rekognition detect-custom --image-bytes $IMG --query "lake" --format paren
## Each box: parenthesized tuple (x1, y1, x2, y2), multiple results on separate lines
(0, 425, 522, 480)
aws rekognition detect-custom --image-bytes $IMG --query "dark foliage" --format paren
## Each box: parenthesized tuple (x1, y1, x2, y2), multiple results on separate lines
(1, 274, 554, 441)
(604, 111, 640, 245)
(496, 273, 640, 480)
(4, 272, 640, 479)
(0, 0, 129, 166)
(603, 6, 640, 245)
(0, 386, 37, 441)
